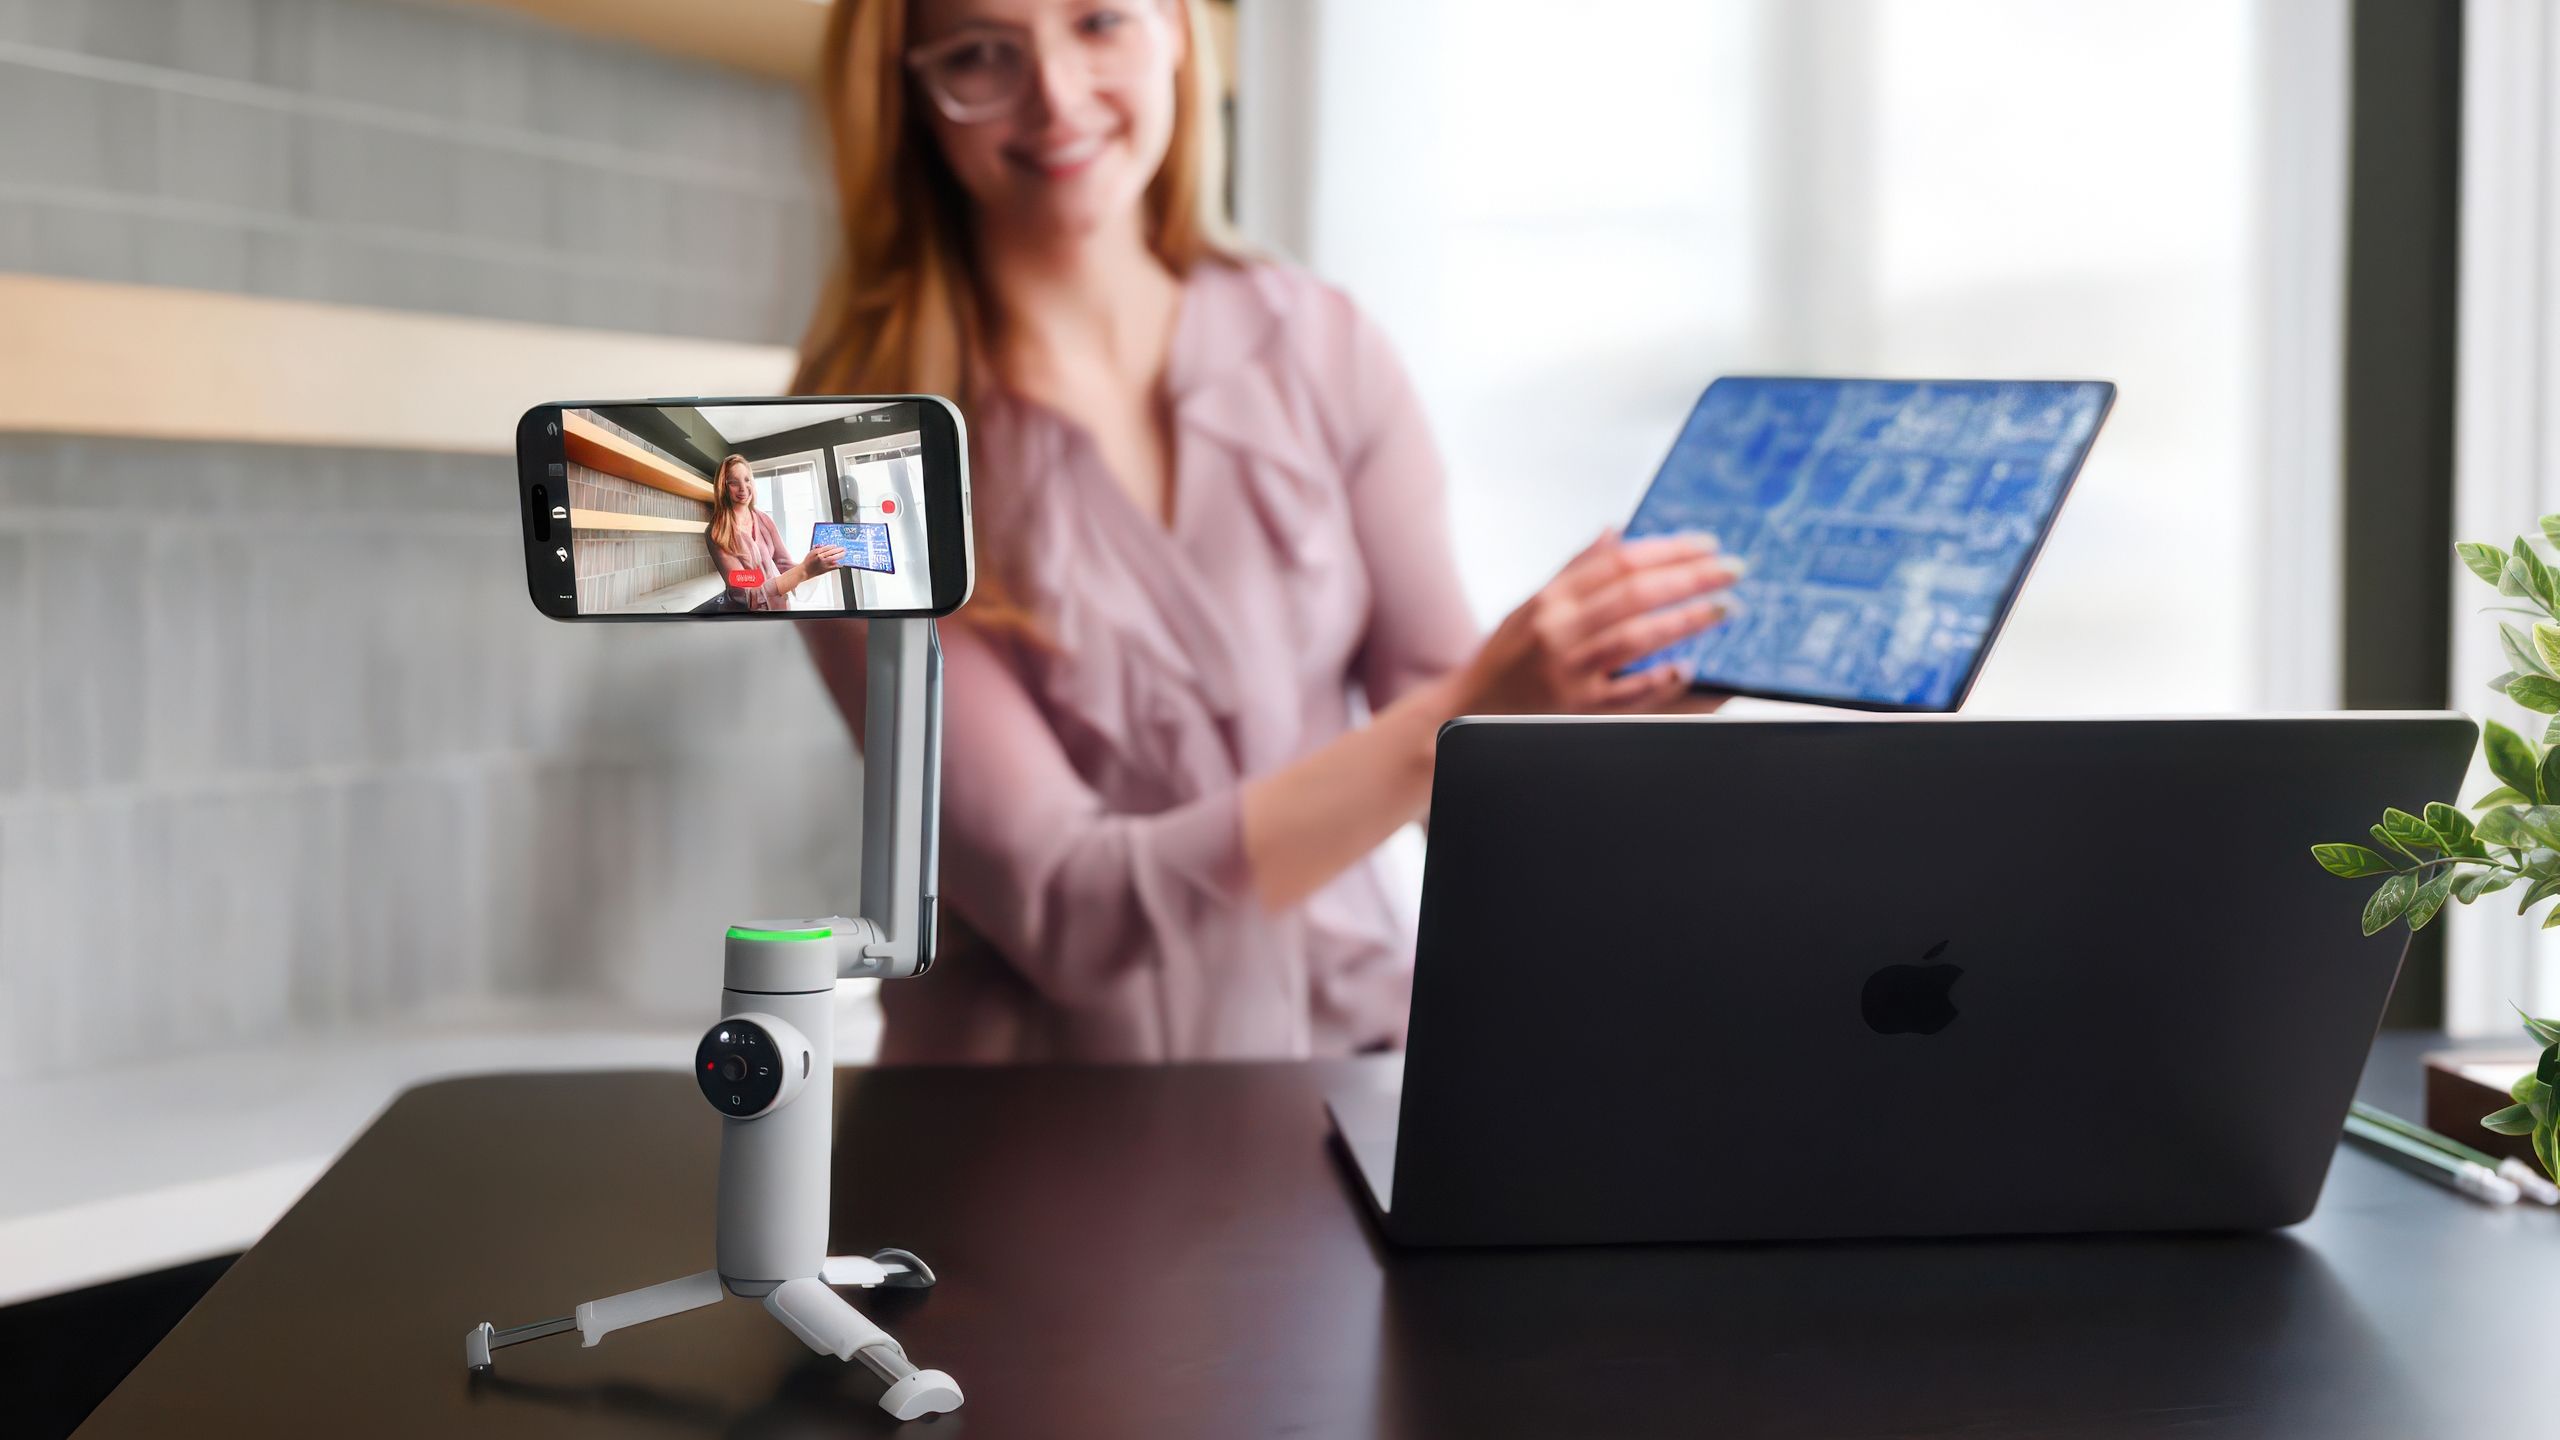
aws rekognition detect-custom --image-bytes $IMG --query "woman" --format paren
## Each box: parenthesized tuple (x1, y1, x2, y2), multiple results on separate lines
(797, 0, 1737, 1062)
(703, 455, 844, 612)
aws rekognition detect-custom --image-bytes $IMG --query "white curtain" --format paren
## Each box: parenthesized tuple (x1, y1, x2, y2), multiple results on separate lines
(2446, 0, 2560, 1035)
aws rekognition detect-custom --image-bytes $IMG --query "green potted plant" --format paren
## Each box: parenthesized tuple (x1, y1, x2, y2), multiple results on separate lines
(2315, 521, 2560, 1182)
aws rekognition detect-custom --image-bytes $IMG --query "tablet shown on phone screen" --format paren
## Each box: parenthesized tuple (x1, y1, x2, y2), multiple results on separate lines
(1622, 377, 2114, 711)
(811, 521, 895, 574)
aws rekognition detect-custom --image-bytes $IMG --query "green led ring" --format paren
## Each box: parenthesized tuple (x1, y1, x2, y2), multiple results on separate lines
(725, 925, 833, 943)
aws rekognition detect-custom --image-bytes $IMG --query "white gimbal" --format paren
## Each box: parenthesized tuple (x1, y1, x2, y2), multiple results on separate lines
(464, 618, 962, 1422)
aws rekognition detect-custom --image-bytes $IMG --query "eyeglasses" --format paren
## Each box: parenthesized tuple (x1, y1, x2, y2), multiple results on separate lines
(905, 5, 1169, 125)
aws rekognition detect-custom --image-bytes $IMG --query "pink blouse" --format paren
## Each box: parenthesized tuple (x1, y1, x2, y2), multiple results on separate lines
(710, 508, 796, 611)
(807, 259, 1479, 1063)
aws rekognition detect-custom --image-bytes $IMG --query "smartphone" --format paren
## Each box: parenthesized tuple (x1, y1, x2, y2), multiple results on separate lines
(515, 395, 973, 620)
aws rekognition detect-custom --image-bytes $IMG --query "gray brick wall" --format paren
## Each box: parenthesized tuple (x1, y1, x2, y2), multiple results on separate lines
(574, 525, 718, 611)
(569, 467, 711, 524)
(0, 0, 858, 1080)
(0, 0, 827, 341)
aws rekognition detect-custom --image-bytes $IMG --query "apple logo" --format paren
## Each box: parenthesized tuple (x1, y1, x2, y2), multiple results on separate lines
(1862, 941, 1962, 1035)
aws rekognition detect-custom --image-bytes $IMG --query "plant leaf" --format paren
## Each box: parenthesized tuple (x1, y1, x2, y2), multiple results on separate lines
(2514, 539, 2560, 610)
(2521, 806, 2560, 848)
(2510, 1073, 2549, 1108)
(2373, 823, 2418, 861)
(2521, 875, 2560, 914)
(2474, 807, 2533, 850)
(2541, 1048, 2560, 1088)
(2424, 802, 2485, 856)
(2312, 843, 2396, 878)
(2447, 538, 2508, 584)
(2535, 625, 2560, 676)
(2549, 713, 2560, 748)
(2502, 624, 2551, 678)
(2407, 868, 2459, 929)
(2536, 1119, 2559, 1183)
(2511, 676, 2560, 714)
(2482, 1102, 2539, 1135)
(2453, 868, 2517, 903)
(2474, 784, 2534, 808)
(2517, 1006, 2560, 1047)
(2380, 808, 2441, 854)
(2484, 719, 2540, 799)
(2543, 515, 2560, 550)
(2489, 670, 2524, 695)
(2362, 873, 2417, 936)
(2462, 539, 2513, 584)
(2502, 555, 2538, 598)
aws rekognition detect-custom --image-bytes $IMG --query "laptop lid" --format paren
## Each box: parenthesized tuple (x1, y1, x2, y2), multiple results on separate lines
(1386, 713, 2476, 1246)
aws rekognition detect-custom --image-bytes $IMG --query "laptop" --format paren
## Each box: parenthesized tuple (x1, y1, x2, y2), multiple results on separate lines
(1329, 713, 2477, 1246)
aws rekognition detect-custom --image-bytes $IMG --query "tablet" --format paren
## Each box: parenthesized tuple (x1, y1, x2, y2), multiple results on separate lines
(1622, 376, 2113, 711)
(811, 521, 895, 574)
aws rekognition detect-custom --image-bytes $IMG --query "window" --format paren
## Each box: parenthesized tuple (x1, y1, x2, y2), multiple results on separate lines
(750, 452, 839, 610)
(1257, 0, 2341, 716)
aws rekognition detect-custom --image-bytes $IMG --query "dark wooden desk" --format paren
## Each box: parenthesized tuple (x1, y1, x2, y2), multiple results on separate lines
(78, 1036, 2555, 1438)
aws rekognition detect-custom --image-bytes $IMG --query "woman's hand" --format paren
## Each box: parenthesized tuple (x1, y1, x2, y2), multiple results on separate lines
(1454, 530, 1739, 715)
(802, 544, 846, 577)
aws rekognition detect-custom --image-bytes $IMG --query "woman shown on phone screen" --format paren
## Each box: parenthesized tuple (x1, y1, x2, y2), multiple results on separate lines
(701, 455, 845, 613)
(798, 0, 1738, 1062)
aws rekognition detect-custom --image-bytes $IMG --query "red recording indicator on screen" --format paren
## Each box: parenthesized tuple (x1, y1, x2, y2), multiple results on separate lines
(879, 499, 896, 515)
(727, 569, 762, 588)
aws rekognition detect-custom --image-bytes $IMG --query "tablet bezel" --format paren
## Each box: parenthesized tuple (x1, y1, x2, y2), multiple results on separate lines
(1626, 375, 2116, 713)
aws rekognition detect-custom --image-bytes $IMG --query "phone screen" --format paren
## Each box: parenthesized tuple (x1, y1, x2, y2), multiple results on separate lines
(517, 396, 971, 619)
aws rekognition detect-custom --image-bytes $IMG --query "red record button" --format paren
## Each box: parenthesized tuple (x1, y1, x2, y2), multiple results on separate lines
(879, 498, 896, 515)
(727, 569, 762, 588)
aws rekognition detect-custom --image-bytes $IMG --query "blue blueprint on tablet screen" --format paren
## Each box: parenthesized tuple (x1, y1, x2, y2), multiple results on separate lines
(1622, 377, 2110, 710)
(811, 522, 894, 574)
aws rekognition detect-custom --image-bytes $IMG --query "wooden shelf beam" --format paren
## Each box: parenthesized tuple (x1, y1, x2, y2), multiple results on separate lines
(0, 275, 795, 455)
(449, 0, 830, 84)
(562, 412, 717, 501)
(567, 508, 708, 534)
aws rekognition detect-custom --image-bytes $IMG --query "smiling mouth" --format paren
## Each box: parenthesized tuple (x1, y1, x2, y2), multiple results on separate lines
(1013, 134, 1108, 177)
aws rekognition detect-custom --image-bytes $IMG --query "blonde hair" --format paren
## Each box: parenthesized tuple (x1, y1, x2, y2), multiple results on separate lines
(705, 455, 754, 557)
(792, 0, 1239, 628)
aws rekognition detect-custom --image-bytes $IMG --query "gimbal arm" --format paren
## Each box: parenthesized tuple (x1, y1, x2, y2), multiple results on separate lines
(834, 616, 941, 981)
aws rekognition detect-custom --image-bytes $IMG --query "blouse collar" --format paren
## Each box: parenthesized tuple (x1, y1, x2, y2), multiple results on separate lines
(981, 255, 1329, 503)
(1162, 256, 1286, 406)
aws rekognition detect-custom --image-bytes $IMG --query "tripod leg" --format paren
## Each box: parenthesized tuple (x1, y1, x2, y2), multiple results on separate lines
(577, 1269, 726, 1347)
(763, 1277, 963, 1420)
(465, 1316, 574, 1370)
(820, 1247, 935, 1289)
(463, 1269, 726, 1371)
